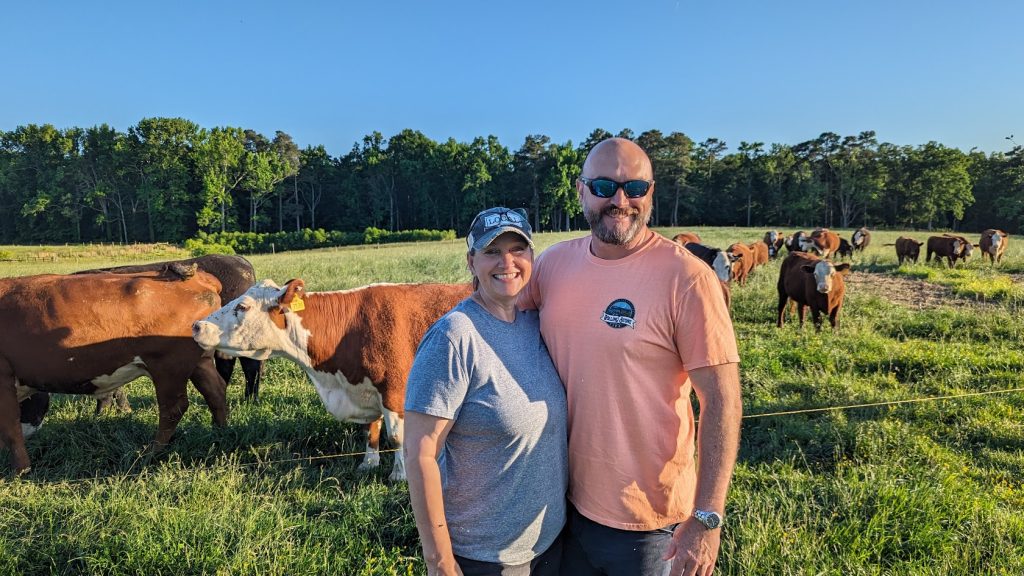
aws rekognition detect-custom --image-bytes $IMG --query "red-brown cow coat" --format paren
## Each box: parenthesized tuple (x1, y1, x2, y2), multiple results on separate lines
(979, 229, 1009, 264)
(810, 228, 841, 259)
(672, 232, 701, 245)
(0, 270, 227, 473)
(192, 279, 472, 481)
(926, 235, 970, 268)
(726, 243, 754, 286)
(776, 252, 850, 332)
(748, 240, 770, 267)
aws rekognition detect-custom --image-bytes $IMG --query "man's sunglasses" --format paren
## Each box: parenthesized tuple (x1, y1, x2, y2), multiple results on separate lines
(579, 177, 654, 199)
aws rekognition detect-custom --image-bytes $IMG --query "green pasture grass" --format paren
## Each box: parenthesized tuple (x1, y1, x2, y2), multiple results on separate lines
(3, 229, 1024, 574)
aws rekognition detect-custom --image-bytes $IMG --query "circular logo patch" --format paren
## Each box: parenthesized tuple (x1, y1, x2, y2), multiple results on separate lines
(601, 299, 636, 329)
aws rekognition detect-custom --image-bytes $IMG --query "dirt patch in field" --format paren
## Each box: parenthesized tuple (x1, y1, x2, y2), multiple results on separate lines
(844, 271, 977, 309)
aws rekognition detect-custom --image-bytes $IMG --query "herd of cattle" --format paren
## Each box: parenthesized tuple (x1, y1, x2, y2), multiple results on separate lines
(0, 227, 1012, 475)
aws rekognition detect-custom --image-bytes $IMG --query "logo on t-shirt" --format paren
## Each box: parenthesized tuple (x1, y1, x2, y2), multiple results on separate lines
(601, 299, 636, 329)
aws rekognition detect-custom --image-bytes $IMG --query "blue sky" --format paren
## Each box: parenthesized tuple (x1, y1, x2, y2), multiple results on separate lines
(5, 1, 1022, 157)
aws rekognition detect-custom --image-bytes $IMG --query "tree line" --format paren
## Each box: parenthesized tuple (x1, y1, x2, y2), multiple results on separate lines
(1, 118, 1022, 245)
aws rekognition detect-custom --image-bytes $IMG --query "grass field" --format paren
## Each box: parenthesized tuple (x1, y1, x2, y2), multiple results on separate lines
(2, 228, 1023, 575)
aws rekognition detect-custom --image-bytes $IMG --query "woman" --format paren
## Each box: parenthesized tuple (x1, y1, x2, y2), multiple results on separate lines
(405, 207, 568, 576)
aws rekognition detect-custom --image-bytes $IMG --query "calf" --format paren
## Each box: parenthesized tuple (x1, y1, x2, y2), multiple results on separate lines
(809, 228, 840, 258)
(851, 227, 871, 252)
(979, 229, 1009, 264)
(192, 279, 472, 481)
(764, 230, 785, 259)
(726, 242, 755, 286)
(0, 270, 227, 473)
(777, 252, 851, 332)
(79, 254, 263, 404)
(889, 237, 924, 265)
(672, 231, 701, 245)
(748, 240, 770, 267)
(927, 235, 970, 268)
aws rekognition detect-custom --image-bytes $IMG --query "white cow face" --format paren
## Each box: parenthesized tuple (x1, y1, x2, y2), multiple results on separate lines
(193, 279, 309, 362)
(712, 251, 732, 282)
(802, 261, 850, 293)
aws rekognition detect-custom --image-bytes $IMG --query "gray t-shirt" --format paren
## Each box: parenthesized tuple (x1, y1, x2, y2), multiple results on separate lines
(405, 299, 568, 565)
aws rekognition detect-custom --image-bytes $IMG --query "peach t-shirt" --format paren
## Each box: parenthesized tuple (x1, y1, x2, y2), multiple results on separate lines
(521, 232, 739, 530)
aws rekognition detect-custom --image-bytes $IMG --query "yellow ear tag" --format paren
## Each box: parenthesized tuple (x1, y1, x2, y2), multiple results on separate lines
(289, 296, 305, 312)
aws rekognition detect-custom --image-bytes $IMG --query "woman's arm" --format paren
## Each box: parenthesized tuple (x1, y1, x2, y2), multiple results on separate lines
(404, 411, 463, 576)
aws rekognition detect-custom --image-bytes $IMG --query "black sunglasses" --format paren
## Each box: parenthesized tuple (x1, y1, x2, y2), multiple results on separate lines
(579, 177, 654, 199)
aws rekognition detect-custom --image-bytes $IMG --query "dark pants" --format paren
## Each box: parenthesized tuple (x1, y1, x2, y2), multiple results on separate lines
(561, 503, 676, 576)
(455, 535, 562, 576)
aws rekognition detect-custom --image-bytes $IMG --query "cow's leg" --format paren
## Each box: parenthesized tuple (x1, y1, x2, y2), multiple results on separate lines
(148, 367, 192, 446)
(214, 354, 236, 390)
(776, 292, 788, 328)
(188, 356, 228, 428)
(20, 391, 50, 439)
(239, 357, 263, 401)
(382, 407, 406, 482)
(797, 304, 806, 328)
(358, 419, 382, 472)
(830, 308, 840, 331)
(0, 373, 31, 474)
(812, 309, 823, 333)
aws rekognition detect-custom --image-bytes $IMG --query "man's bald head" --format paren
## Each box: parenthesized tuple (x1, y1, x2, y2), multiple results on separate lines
(581, 138, 653, 180)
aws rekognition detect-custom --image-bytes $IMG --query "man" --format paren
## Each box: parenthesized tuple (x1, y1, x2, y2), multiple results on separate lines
(520, 138, 742, 576)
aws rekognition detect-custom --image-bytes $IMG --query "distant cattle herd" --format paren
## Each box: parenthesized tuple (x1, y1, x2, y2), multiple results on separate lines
(0, 226, 1013, 474)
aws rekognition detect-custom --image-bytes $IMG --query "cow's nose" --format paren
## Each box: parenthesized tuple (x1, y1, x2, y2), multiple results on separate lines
(192, 321, 203, 335)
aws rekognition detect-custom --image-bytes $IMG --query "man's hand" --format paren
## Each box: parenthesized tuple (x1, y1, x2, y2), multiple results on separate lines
(662, 517, 721, 576)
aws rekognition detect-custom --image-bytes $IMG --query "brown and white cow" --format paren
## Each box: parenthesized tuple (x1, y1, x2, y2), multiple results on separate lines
(979, 229, 1009, 264)
(777, 252, 850, 332)
(809, 228, 841, 259)
(764, 230, 785, 259)
(192, 279, 472, 481)
(79, 254, 263, 404)
(785, 231, 809, 254)
(1, 270, 228, 473)
(748, 240, 770, 267)
(927, 235, 971, 268)
(726, 243, 755, 286)
(672, 231, 702, 245)
(890, 237, 924, 265)
(851, 227, 871, 252)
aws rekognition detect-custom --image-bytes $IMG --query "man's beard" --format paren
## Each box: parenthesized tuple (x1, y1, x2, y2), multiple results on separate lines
(585, 204, 652, 245)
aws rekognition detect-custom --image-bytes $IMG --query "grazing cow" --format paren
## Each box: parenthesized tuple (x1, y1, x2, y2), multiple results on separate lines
(0, 270, 228, 473)
(679, 243, 732, 308)
(980, 229, 1009, 264)
(851, 227, 871, 252)
(726, 243, 755, 286)
(748, 240, 770, 267)
(927, 235, 971, 268)
(777, 252, 851, 332)
(888, 237, 924, 265)
(78, 255, 263, 406)
(809, 228, 841, 258)
(672, 231, 701, 245)
(764, 230, 785, 259)
(192, 279, 472, 481)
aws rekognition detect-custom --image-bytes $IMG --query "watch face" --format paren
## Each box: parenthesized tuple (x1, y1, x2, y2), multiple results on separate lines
(695, 510, 722, 529)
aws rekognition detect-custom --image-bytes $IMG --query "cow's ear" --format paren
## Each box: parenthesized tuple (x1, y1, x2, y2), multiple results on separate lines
(835, 263, 852, 275)
(279, 279, 306, 308)
(801, 264, 816, 273)
(973, 243, 980, 248)
(915, 241, 924, 246)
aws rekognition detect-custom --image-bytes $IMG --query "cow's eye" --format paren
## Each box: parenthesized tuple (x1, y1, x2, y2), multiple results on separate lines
(234, 303, 250, 314)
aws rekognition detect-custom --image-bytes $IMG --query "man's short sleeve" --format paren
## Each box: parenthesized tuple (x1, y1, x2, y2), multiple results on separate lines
(675, 270, 740, 371)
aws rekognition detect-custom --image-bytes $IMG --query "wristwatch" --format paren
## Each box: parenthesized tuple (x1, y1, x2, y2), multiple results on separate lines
(693, 509, 724, 530)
